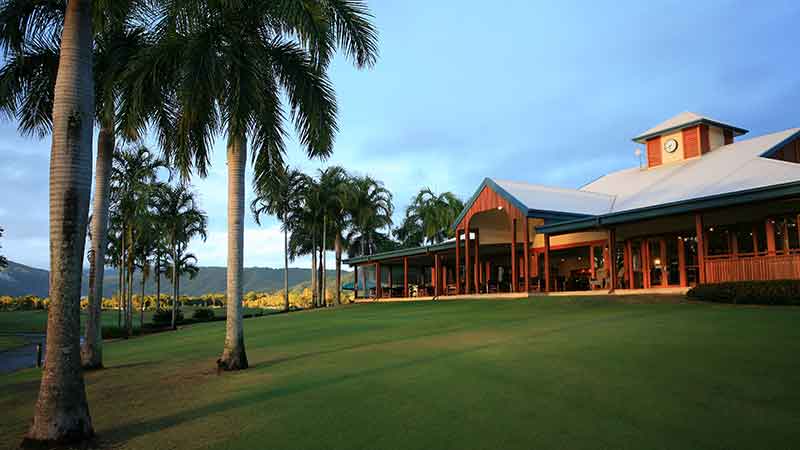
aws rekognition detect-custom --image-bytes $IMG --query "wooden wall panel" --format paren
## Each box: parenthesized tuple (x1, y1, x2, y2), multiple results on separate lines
(682, 126, 700, 159)
(699, 124, 710, 154)
(723, 129, 734, 145)
(455, 184, 525, 231)
(705, 254, 800, 283)
(646, 137, 662, 168)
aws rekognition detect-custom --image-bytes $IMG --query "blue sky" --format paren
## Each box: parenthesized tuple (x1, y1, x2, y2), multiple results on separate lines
(2, 0, 800, 270)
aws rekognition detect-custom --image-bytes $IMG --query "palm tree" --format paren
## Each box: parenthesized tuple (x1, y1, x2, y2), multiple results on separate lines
(345, 175, 394, 257)
(0, 0, 155, 371)
(251, 166, 306, 311)
(166, 249, 200, 315)
(0, 226, 7, 269)
(318, 166, 350, 305)
(127, 0, 377, 370)
(109, 146, 165, 336)
(0, 0, 97, 443)
(154, 183, 207, 329)
(288, 174, 325, 307)
(395, 188, 465, 246)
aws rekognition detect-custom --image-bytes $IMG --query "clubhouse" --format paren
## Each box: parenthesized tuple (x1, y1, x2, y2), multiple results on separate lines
(344, 112, 800, 298)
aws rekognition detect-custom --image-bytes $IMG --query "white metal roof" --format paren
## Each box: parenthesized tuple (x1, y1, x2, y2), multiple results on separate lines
(632, 111, 746, 142)
(490, 128, 800, 218)
(582, 128, 800, 213)
(491, 178, 615, 216)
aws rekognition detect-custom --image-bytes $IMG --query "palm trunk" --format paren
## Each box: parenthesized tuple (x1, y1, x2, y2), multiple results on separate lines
(283, 227, 289, 311)
(81, 127, 113, 369)
(140, 271, 145, 328)
(25, 0, 94, 444)
(117, 253, 123, 328)
(155, 256, 161, 311)
(171, 244, 178, 330)
(335, 232, 342, 306)
(311, 231, 317, 308)
(126, 263, 133, 337)
(321, 215, 327, 307)
(218, 133, 248, 370)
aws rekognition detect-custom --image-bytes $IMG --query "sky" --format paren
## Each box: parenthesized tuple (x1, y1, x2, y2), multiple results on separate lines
(2, 0, 800, 270)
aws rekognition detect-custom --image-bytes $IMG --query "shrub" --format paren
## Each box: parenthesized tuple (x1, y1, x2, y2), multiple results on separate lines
(192, 308, 215, 321)
(687, 280, 800, 305)
(153, 309, 183, 326)
(102, 326, 141, 339)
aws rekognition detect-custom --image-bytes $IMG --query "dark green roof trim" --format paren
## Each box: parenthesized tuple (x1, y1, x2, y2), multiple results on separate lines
(537, 180, 800, 235)
(633, 118, 748, 143)
(343, 241, 456, 266)
(759, 129, 800, 158)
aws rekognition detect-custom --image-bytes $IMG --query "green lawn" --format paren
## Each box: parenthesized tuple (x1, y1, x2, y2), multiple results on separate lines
(0, 335, 26, 351)
(1, 297, 799, 449)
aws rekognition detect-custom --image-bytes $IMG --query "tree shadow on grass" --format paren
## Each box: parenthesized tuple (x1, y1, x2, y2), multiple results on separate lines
(100, 309, 658, 448)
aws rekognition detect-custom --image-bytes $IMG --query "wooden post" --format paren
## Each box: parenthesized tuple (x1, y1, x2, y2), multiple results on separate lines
(442, 259, 448, 295)
(524, 218, 531, 293)
(511, 218, 517, 292)
(403, 256, 409, 298)
(376, 262, 382, 298)
(485, 260, 491, 287)
(730, 230, 739, 257)
(474, 229, 481, 293)
(766, 219, 777, 255)
(695, 214, 706, 284)
(678, 237, 687, 287)
(544, 233, 551, 292)
(464, 225, 471, 294)
(626, 240, 633, 289)
(434, 253, 441, 296)
(455, 230, 461, 294)
(354, 265, 359, 299)
(589, 245, 596, 280)
(782, 221, 790, 254)
(608, 229, 617, 292)
(660, 238, 668, 287)
(388, 265, 393, 297)
(641, 239, 650, 289)
(752, 224, 760, 255)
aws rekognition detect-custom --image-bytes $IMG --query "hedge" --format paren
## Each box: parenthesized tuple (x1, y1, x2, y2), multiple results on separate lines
(686, 280, 800, 305)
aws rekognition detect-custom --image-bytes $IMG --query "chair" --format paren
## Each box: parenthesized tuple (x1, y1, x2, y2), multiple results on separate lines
(590, 268, 607, 290)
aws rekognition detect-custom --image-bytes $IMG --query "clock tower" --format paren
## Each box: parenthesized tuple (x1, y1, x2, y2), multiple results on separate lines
(632, 112, 747, 168)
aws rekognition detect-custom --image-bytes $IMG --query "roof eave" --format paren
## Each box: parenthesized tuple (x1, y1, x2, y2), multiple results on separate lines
(537, 180, 800, 235)
(632, 119, 749, 143)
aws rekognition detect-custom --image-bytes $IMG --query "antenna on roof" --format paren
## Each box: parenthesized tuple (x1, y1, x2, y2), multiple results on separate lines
(634, 148, 643, 169)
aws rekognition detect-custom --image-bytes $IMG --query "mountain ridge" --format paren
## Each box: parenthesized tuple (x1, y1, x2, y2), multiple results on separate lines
(0, 260, 351, 297)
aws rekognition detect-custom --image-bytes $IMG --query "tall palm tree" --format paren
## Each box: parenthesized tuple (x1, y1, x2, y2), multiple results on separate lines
(127, 0, 377, 370)
(0, 0, 97, 443)
(110, 146, 165, 336)
(0, 0, 155, 370)
(345, 175, 394, 257)
(154, 182, 207, 330)
(251, 166, 306, 311)
(396, 188, 465, 246)
(0, 226, 7, 269)
(318, 166, 350, 305)
(289, 174, 324, 307)
(166, 249, 200, 315)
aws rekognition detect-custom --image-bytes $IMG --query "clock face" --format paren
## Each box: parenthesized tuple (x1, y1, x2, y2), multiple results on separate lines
(664, 138, 679, 153)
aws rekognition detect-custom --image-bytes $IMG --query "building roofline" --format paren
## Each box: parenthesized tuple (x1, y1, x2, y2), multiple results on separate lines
(537, 180, 800, 235)
(343, 240, 456, 266)
(632, 118, 748, 143)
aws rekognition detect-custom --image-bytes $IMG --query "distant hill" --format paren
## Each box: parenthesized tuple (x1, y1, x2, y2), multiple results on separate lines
(0, 260, 352, 298)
